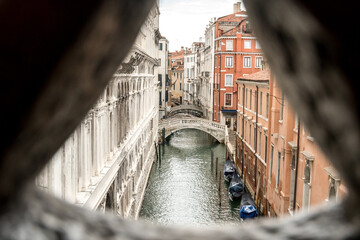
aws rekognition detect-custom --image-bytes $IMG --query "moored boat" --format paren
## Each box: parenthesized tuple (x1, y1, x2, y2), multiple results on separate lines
(228, 171, 244, 201)
(239, 192, 258, 220)
(223, 157, 235, 182)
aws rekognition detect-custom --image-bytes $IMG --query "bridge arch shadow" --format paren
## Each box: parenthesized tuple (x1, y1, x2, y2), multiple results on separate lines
(165, 127, 221, 143)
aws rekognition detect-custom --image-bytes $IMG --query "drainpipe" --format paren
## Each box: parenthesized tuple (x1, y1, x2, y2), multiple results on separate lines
(293, 119, 301, 213)
(218, 54, 221, 123)
(254, 86, 259, 188)
(242, 84, 245, 179)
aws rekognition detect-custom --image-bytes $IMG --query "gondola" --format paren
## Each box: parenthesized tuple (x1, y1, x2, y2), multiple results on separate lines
(228, 171, 244, 201)
(223, 157, 235, 182)
(239, 192, 258, 220)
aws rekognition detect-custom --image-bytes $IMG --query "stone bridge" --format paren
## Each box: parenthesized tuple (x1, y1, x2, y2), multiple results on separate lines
(168, 105, 204, 117)
(159, 116, 226, 143)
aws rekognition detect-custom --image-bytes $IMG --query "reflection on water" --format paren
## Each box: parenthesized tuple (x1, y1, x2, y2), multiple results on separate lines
(139, 129, 241, 227)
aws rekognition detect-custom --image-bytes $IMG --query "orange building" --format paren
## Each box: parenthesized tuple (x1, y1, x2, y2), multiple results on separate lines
(267, 76, 347, 216)
(213, 7, 264, 129)
(236, 67, 346, 216)
(169, 48, 187, 105)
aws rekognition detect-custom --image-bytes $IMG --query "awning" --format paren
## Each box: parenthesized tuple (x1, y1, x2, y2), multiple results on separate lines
(221, 109, 237, 115)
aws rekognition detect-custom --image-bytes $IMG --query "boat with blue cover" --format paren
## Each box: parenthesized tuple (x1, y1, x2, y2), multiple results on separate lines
(228, 171, 244, 201)
(240, 192, 258, 220)
(223, 157, 235, 182)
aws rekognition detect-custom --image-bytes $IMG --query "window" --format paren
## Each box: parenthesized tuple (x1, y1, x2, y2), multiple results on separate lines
(246, 89, 248, 107)
(244, 40, 251, 49)
(260, 92, 263, 115)
(258, 131, 262, 156)
(244, 120, 247, 140)
(256, 40, 261, 49)
(226, 40, 233, 51)
(225, 74, 233, 87)
(254, 127, 256, 149)
(165, 44, 167, 51)
(187, 69, 189, 78)
(173, 84, 175, 91)
(249, 123, 252, 146)
(255, 56, 263, 68)
(266, 93, 269, 118)
(264, 135, 268, 163)
(280, 90, 284, 121)
(180, 83, 182, 91)
(159, 43, 163, 50)
(244, 56, 251, 68)
(158, 74, 162, 86)
(225, 56, 233, 68)
(269, 145, 274, 180)
(250, 90, 252, 109)
(225, 93, 232, 106)
(276, 151, 281, 188)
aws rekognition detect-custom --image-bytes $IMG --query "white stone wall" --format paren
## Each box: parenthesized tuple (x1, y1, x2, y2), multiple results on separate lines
(36, 3, 160, 219)
(198, 20, 215, 120)
(158, 37, 169, 119)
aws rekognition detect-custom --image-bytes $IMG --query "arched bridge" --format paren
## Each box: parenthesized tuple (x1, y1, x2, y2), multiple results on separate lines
(159, 116, 226, 143)
(168, 105, 204, 117)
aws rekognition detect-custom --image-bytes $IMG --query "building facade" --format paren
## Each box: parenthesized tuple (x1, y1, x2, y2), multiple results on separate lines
(169, 48, 186, 105)
(236, 69, 271, 214)
(213, 4, 264, 129)
(235, 66, 346, 217)
(158, 36, 170, 119)
(266, 73, 347, 217)
(198, 19, 216, 120)
(36, 3, 161, 219)
(184, 42, 204, 105)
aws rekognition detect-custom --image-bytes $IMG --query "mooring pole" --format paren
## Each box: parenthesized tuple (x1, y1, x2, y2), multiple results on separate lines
(215, 157, 218, 177)
(211, 150, 214, 170)
(162, 128, 165, 144)
(154, 141, 158, 162)
(158, 144, 161, 167)
(219, 171, 222, 207)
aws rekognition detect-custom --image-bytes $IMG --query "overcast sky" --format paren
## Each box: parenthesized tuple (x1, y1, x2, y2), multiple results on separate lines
(159, 0, 245, 52)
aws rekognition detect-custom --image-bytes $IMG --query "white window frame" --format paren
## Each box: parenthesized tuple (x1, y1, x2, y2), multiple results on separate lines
(226, 40, 233, 51)
(224, 93, 232, 107)
(244, 40, 251, 49)
(255, 56, 263, 68)
(243, 56, 251, 68)
(224, 74, 233, 87)
(225, 56, 233, 68)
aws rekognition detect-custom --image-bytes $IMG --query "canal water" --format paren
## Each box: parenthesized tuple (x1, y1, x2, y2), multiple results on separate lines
(139, 129, 242, 227)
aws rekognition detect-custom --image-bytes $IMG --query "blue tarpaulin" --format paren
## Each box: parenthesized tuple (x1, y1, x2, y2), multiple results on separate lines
(240, 205, 258, 219)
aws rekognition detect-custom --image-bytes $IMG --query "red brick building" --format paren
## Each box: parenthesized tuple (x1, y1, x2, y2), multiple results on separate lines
(213, 8, 264, 129)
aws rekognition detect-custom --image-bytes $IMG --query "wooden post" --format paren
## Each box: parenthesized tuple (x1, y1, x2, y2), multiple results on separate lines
(158, 144, 161, 167)
(219, 171, 222, 207)
(211, 150, 214, 170)
(154, 141, 158, 162)
(215, 157, 218, 177)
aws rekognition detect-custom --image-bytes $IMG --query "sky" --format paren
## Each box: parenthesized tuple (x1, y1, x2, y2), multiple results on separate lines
(159, 0, 245, 52)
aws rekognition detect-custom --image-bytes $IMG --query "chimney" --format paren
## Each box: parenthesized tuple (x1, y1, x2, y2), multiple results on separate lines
(233, 2, 241, 13)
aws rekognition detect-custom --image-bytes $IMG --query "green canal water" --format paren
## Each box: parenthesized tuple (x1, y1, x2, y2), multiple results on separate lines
(139, 129, 242, 227)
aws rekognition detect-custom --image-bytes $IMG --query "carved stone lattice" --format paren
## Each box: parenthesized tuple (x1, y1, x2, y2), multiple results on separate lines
(0, 0, 360, 239)
(116, 52, 145, 74)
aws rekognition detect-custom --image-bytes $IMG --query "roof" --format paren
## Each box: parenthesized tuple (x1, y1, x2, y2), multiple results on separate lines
(218, 11, 247, 22)
(238, 69, 270, 81)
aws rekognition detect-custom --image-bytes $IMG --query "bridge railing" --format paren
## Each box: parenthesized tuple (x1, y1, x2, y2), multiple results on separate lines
(159, 117, 225, 131)
(169, 105, 203, 113)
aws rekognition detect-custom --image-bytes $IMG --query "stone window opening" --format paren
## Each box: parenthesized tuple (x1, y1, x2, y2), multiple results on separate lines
(1, 0, 359, 239)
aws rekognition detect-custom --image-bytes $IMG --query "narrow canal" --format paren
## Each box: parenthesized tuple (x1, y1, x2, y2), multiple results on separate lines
(139, 129, 242, 226)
